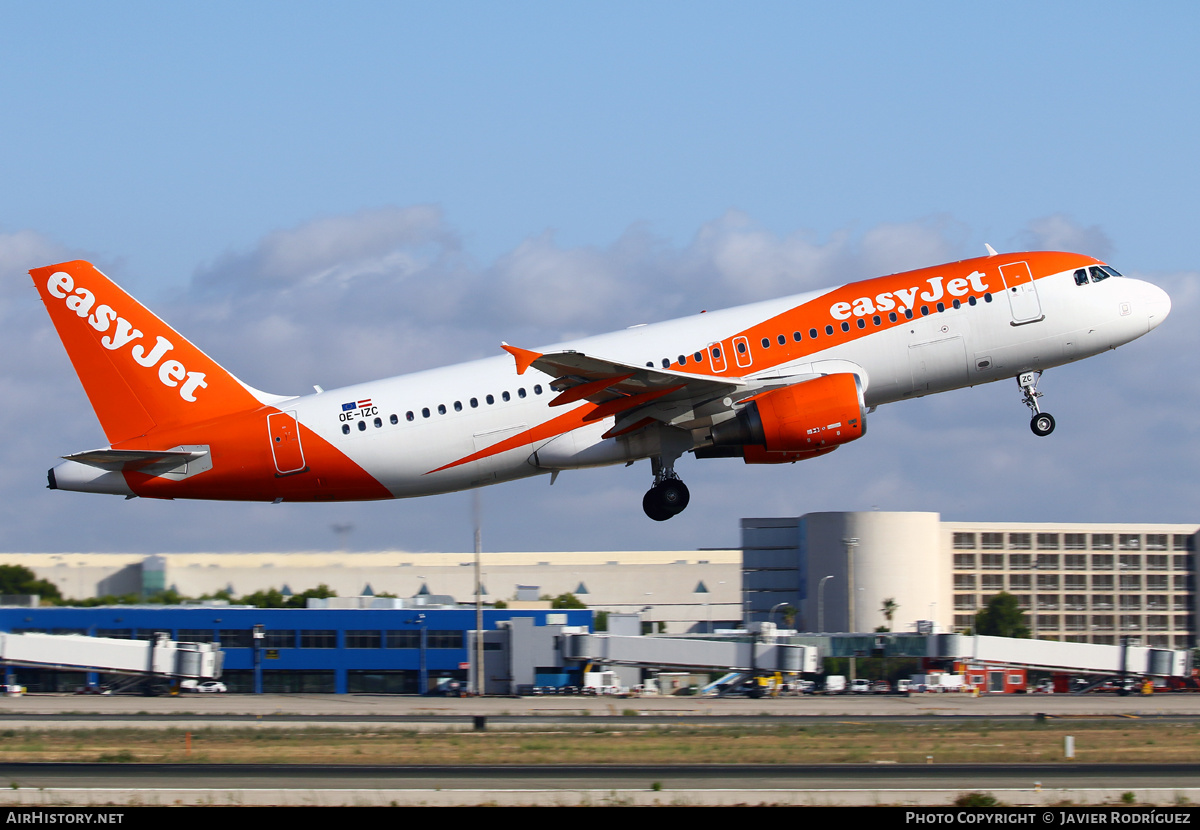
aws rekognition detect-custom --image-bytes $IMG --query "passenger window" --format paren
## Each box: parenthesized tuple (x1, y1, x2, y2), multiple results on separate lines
(678, 355, 686, 365)
(534, 385, 543, 394)
(422, 408, 430, 418)
(470, 398, 478, 408)
(856, 319, 865, 329)
(793, 331, 802, 342)
(841, 322, 850, 332)
(342, 424, 350, 435)
(873, 315, 881, 326)
(737, 342, 746, 354)
(1074, 269, 1089, 286)
(662, 358, 670, 368)
(486, 395, 494, 405)
(406, 411, 414, 421)
(502, 391, 511, 402)
(889, 311, 898, 321)
(694, 351, 704, 362)
(778, 334, 786, 345)
(374, 417, 382, 428)
(824, 325, 833, 335)
(809, 328, 818, 339)
(936, 302, 945, 313)
(358, 420, 366, 431)
(518, 388, 526, 398)
(438, 404, 447, 415)
(760, 338, 770, 349)
(454, 401, 463, 411)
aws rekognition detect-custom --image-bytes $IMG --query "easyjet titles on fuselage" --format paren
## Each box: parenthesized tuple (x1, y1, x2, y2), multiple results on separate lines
(828, 269, 991, 320)
(44, 270, 209, 402)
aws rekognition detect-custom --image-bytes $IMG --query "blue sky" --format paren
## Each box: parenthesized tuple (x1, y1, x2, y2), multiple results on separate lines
(2, 3, 1197, 559)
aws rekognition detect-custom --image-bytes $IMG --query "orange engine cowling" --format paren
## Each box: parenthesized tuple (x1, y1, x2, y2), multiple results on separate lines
(708, 373, 867, 464)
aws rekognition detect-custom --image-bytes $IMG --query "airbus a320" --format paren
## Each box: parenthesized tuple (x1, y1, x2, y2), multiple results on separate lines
(30, 248, 1170, 520)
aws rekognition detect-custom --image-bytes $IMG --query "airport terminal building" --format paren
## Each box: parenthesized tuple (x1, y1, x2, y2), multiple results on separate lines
(743, 513, 1198, 649)
(2, 512, 1196, 665)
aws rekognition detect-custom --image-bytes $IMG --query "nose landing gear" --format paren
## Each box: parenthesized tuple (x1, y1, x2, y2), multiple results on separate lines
(642, 456, 690, 521)
(1018, 371, 1055, 436)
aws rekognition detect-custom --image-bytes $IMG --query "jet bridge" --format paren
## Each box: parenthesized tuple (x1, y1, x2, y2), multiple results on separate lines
(931, 634, 1191, 678)
(565, 632, 819, 674)
(0, 632, 223, 690)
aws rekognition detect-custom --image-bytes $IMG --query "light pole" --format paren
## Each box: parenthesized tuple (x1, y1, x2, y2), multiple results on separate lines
(473, 491, 483, 696)
(843, 537, 859, 683)
(407, 613, 427, 695)
(818, 575, 835, 633)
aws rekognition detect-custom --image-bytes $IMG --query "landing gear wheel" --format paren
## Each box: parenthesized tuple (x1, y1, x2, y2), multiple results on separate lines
(1017, 371, 1055, 437)
(658, 478, 690, 514)
(643, 488, 672, 522)
(1030, 413, 1056, 437)
(642, 479, 690, 521)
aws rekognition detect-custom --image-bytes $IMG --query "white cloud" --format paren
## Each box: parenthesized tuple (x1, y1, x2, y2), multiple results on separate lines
(1015, 214, 1115, 261)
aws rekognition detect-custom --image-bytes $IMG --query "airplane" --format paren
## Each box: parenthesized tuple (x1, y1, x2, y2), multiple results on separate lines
(30, 248, 1171, 521)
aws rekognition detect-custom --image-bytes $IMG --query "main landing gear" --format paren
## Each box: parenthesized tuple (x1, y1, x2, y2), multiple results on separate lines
(643, 456, 690, 521)
(1018, 370, 1055, 437)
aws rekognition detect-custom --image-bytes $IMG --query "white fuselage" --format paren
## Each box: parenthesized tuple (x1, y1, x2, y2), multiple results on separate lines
(284, 264, 1168, 498)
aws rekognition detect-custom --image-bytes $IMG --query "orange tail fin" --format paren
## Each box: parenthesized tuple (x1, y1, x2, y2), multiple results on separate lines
(30, 261, 279, 444)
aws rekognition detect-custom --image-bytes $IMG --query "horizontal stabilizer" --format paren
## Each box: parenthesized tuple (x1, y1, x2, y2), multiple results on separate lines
(63, 448, 207, 473)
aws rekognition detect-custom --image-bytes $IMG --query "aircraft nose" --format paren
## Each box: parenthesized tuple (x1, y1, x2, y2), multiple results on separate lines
(1142, 281, 1172, 332)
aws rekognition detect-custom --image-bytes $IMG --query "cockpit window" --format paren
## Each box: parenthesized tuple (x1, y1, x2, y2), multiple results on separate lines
(1102, 265, 1123, 278)
(1074, 269, 1089, 286)
(1089, 266, 1110, 283)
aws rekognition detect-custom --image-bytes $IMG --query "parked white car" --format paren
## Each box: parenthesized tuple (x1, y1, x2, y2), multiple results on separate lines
(183, 680, 227, 693)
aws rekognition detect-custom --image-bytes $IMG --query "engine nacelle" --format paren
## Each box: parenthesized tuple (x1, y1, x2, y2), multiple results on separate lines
(708, 373, 866, 463)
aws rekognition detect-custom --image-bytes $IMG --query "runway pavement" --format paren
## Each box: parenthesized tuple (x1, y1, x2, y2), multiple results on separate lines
(0, 692, 1196, 806)
(2, 689, 1199, 719)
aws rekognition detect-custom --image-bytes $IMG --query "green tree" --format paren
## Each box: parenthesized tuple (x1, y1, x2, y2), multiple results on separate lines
(973, 591, 1030, 638)
(0, 565, 62, 602)
(238, 584, 337, 609)
(145, 588, 188, 605)
(880, 597, 899, 632)
(779, 605, 798, 629)
(239, 587, 288, 608)
(62, 593, 141, 607)
(548, 592, 586, 609)
(286, 584, 337, 608)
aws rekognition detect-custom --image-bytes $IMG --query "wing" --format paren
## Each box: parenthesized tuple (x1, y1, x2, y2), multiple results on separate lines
(502, 343, 746, 438)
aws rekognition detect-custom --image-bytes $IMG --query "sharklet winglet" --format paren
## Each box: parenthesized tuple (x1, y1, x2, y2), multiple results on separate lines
(501, 342, 543, 376)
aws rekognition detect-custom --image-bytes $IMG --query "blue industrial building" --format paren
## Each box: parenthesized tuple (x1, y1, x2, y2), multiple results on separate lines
(0, 605, 592, 694)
